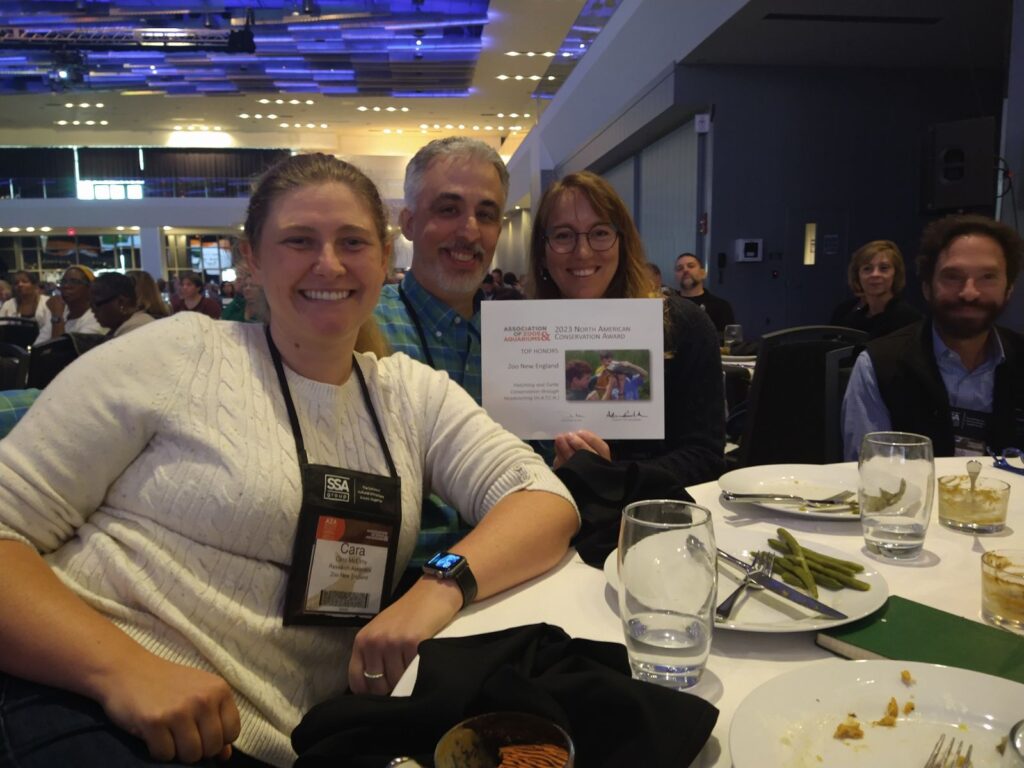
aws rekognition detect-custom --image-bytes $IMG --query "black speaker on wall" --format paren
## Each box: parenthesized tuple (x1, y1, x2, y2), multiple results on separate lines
(922, 116, 996, 213)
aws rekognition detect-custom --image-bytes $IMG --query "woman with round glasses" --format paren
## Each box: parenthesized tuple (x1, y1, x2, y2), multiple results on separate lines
(47, 265, 106, 338)
(528, 171, 725, 485)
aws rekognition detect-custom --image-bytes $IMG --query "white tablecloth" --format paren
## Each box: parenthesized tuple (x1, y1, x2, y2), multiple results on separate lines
(397, 457, 1024, 766)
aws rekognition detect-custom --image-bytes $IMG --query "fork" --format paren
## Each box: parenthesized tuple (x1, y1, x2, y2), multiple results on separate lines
(923, 734, 973, 768)
(720, 490, 855, 507)
(715, 551, 775, 619)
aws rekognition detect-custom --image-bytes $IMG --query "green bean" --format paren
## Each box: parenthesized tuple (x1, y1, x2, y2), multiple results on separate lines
(805, 559, 871, 591)
(774, 556, 844, 591)
(767, 537, 865, 574)
(777, 528, 817, 598)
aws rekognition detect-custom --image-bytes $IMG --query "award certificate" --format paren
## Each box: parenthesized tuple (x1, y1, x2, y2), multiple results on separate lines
(481, 299, 665, 440)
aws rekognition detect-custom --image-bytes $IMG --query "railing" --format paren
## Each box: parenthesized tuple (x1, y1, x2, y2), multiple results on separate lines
(0, 176, 253, 200)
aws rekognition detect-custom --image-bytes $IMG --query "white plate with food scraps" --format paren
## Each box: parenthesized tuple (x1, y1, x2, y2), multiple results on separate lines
(718, 463, 861, 520)
(730, 658, 1024, 768)
(603, 528, 888, 633)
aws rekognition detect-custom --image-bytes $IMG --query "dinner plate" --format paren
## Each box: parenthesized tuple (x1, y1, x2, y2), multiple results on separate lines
(603, 528, 888, 633)
(718, 463, 860, 520)
(730, 658, 1024, 768)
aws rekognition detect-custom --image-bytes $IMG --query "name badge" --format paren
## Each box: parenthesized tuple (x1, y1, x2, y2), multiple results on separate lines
(284, 464, 401, 626)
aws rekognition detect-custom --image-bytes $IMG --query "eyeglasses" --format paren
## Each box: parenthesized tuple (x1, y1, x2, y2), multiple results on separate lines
(90, 294, 119, 310)
(544, 224, 619, 254)
(59, 278, 89, 288)
(988, 447, 1024, 476)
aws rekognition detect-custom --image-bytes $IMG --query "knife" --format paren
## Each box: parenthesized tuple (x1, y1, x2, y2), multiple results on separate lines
(716, 549, 848, 620)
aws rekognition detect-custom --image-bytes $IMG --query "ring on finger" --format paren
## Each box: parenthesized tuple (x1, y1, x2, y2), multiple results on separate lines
(362, 670, 386, 680)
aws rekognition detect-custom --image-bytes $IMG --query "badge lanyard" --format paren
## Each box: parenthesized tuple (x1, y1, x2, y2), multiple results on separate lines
(265, 326, 403, 626)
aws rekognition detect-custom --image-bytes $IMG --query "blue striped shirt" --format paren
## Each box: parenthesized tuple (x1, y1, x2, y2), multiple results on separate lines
(374, 271, 483, 404)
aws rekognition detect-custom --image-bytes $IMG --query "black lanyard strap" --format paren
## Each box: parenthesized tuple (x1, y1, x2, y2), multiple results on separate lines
(264, 325, 397, 478)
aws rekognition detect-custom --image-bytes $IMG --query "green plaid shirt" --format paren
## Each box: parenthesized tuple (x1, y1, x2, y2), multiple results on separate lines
(374, 271, 483, 405)
(374, 271, 484, 566)
(0, 388, 40, 439)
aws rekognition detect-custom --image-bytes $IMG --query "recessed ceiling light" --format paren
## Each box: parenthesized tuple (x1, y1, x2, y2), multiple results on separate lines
(258, 98, 269, 104)
(162, 225, 172, 231)
(385, 106, 396, 112)
(419, 123, 428, 129)
(472, 125, 480, 130)
(212, 125, 220, 130)
(200, 125, 209, 131)
(547, 76, 556, 80)
(290, 99, 300, 104)
(529, 75, 540, 81)
(64, 102, 73, 108)
(561, 52, 572, 58)
(8, 227, 20, 232)
(510, 113, 519, 118)
(26, 226, 35, 232)
(305, 99, 314, 105)
(85, 120, 95, 125)
(514, 75, 524, 81)
(320, 123, 327, 128)
(433, 123, 440, 129)
(100, 120, 108, 125)
(497, 112, 504, 118)
(396, 128, 403, 134)
(116, 226, 125, 231)
(239, 113, 250, 118)
(579, 43, 586, 49)
(254, 113, 262, 119)
(401, 107, 409, 112)
(496, 75, 509, 80)
(372, 106, 381, 112)
(383, 128, 391, 134)
(445, 123, 453, 129)
(506, 51, 519, 57)
(357, 106, 368, 111)
(524, 113, 531, 118)
(267, 113, 277, 119)
(458, 124, 465, 129)
(526, 52, 535, 57)
(173, 125, 183, 130)
(131, 226, 140, 231)
(95, 103, 104, 108)
(57, 120, 68, 126)
(305, 122, 314, 128)
(72, 120, 80, 125)
(543, 51, 555, 57)
(485, 125, 493, 130)
(279, 122, 289, 128)
(79, 102, 90, 108)
(498, 125, 504, 131)
(275, 99, 284, 104)
(41, 226, 52, 232)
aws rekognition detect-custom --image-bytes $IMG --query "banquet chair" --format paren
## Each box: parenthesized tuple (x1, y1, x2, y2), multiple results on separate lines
(0, 342, 29, 390)
(27, 332, 107, 389)
(734, 326, 867, 467)
(0, 318, 40, 348)
(823, 344, 862, 463)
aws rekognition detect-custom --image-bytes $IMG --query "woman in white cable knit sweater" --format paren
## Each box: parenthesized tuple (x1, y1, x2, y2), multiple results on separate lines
(0, 154, 579, 768)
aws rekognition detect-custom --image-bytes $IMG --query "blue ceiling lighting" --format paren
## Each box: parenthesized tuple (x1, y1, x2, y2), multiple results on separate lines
(0, 0, 491, 96)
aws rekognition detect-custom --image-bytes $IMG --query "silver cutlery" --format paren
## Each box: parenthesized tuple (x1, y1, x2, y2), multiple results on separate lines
(721, 489, 855, 508)
(923, 734, 972, 768)
(716, 550, 775, 619)
(716, 549, 848, 619)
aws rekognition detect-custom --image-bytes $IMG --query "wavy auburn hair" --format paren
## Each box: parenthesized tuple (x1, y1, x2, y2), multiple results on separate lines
(528, 171, 654, 299)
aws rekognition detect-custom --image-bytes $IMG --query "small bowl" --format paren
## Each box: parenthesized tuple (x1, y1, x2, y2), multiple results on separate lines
(433, 711, 575, 768)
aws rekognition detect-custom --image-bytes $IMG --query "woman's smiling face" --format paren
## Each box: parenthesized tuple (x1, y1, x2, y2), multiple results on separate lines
(543, 189, 620, 300)
(246, 181, 387, 351)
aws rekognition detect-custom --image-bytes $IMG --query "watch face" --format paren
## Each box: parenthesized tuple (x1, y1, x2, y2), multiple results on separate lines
(425, 552, 464, 574)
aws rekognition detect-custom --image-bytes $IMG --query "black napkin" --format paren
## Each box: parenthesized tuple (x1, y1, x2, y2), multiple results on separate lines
(292, 623, 718, 768)
(555, 451, 694, 568)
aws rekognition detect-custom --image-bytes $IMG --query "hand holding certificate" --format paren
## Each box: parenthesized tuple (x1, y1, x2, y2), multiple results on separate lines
(481, 299, 665, 440)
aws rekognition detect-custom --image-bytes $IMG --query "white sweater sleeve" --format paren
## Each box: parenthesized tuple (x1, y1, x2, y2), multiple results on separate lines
(385, 353, 577, 527)
(0, 314, 194, 552)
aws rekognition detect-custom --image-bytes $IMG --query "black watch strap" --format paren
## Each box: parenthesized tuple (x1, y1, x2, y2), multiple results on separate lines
(452, 561, 477, 608)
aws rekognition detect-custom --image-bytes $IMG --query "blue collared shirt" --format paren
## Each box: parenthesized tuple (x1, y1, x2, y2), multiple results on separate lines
(373, 270, 483, 404)
(842, 327, 1006, 459)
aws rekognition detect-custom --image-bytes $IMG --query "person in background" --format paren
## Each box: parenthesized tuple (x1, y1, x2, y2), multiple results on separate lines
(502, 272, 523, 295)
(89, 272, 154, 338)
(646, 262, 676, 297)
(374, 136, 508, 405)
(0, 152, 578, 768)
(529, 171, 726, 486)
(127, 269, 171, 318)
(47, 265, 106, 339)
(842, 214, 1024, 459)
(221, 261, 267, 323)
(480, 273, 496, 300)
(220, 281, 237, 301)
(830, 239, 922, 339)
(171, 270, 222, 319)
(491, 267, 503, 286)
(674, 252, 736, 334)
(0, 270, 52, 344)
(0, 279, 11, 302)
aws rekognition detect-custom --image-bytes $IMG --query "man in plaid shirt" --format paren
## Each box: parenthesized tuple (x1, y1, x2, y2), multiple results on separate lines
(374, 137, 508, 405)
(374, 137, 509, 567)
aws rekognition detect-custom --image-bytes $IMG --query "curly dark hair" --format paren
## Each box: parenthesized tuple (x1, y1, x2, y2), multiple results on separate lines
(917, 214, 1022, 287)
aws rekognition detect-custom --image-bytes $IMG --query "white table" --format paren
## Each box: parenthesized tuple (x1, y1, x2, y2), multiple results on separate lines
(398, 457, 1024, 766)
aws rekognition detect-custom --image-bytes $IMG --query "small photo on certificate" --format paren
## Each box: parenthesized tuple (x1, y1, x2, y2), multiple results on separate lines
(565, 350, 651, 402)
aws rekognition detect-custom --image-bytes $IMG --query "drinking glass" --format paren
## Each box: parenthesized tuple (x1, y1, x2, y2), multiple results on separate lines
(937, 474, 1011, 532)
(434, 712, 574, 768)
(617, 500, 716, 689)
(723, 324, 743, 353)
(981, 550, 1024, 634)
(858, 431, 934, 559)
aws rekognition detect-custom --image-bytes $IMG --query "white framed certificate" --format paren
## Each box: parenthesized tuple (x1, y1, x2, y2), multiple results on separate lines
(481, 299, 665, 440)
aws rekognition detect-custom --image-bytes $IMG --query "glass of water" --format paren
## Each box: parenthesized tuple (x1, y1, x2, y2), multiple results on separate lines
(617, 500, 716, 689)
(858, 431, 934, 559)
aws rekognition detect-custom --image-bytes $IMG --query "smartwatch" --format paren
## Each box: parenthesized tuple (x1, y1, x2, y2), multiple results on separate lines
(422, 552, 477, 609)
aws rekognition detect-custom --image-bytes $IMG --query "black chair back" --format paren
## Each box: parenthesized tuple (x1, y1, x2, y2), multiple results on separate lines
(736, 326, 868, 467)
(0, 342, 29, 390)
(823, 345, 862, 463)
(0, 318, 40, 348)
